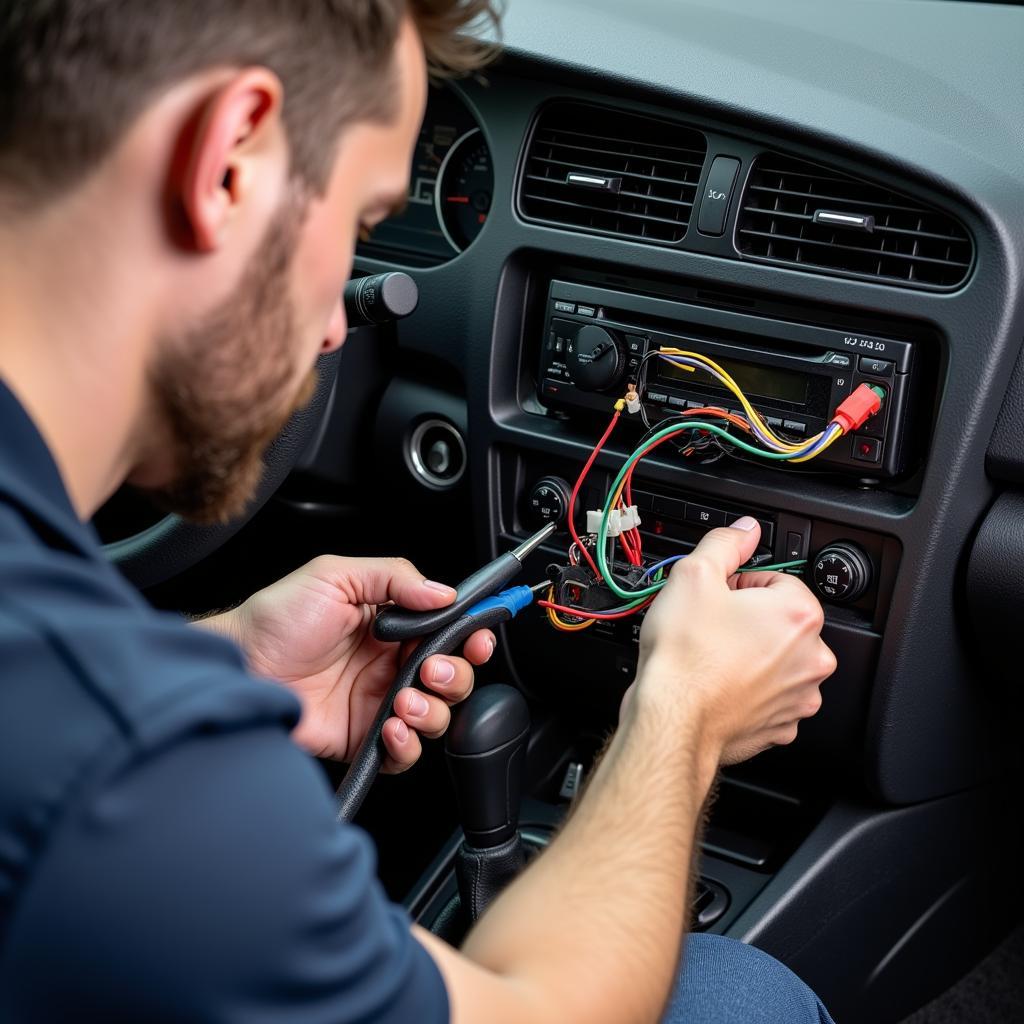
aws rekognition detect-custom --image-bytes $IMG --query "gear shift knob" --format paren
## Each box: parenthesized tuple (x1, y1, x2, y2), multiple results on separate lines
(445, 684, 530, 849)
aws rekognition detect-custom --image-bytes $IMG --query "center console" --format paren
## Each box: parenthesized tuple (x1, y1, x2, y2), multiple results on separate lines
(364, 244, 992, 1023)
(467, 262, 937, 777)
(359, 236, 1002, 1024)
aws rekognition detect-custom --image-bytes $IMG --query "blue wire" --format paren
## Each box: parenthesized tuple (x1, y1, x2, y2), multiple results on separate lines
(640, 554, 688, 581)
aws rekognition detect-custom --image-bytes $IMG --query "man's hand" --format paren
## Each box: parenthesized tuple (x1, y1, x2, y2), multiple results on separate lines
(203, 557, 495, 768)
(635, 516, 836, 766)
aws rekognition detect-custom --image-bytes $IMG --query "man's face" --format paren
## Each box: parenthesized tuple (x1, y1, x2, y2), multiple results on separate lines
(142, 19, 427, 524)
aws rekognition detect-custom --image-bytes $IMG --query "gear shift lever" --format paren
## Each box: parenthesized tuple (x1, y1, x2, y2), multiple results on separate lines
(445, 684, 530, 920)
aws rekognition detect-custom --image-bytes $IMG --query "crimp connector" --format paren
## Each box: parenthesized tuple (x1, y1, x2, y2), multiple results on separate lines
(833, 383, 885, 433)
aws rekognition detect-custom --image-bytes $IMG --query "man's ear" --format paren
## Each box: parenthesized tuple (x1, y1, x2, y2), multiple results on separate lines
(177, 68, 285, 253)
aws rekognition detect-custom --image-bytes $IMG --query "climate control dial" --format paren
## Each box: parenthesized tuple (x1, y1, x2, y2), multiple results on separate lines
(811, 542, 873, 603)
(567, 324, 626, 393)
(526, 477, 572, 529)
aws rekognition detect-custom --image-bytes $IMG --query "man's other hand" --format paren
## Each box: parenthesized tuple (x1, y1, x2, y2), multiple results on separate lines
(203, 557, 495, 767)
(634, 517, 836, 767)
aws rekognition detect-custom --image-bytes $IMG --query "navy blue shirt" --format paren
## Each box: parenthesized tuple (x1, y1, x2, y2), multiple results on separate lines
(0, 380, 448, 1022)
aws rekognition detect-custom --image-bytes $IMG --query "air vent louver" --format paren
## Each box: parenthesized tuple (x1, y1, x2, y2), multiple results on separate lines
(520, 103, 707, 244)
(738, 154, 973, 289)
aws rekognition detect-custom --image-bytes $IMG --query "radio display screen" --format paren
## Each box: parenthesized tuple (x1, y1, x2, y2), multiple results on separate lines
(658, 351, 809, 406)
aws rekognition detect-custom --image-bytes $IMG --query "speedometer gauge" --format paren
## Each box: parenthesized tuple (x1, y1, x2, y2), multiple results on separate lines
(437, 129, 493, 253)
(356, 84, 493, 266)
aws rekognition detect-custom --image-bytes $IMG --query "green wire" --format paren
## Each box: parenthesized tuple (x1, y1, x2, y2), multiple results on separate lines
(597, 419, 815, 599)
(736, 559, 807, 573)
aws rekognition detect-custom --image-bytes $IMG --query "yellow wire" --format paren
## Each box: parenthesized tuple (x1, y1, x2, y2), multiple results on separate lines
(544, 588, 595, 631)
(659, 348, 824, 452)
(787, 425, 845, 463)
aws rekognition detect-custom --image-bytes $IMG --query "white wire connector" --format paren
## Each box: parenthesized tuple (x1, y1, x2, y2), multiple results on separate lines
(625, 389, 641, 415)
(620, 505, 642, 531)
(588, 508, 622, 537)
(586, 505, 641, 537)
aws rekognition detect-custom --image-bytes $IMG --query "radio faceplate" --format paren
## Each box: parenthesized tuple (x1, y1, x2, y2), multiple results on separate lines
(537, 281, 917, 477)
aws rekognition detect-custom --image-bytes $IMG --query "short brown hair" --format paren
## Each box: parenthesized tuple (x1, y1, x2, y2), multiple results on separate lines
(0, 0, 500, 208)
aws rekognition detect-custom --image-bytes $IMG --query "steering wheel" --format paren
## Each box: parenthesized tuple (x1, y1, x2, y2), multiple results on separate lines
(103, 349, 342, 590)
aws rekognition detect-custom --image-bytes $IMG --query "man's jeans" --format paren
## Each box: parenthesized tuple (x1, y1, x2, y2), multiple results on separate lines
(663, 934, 836, 1023)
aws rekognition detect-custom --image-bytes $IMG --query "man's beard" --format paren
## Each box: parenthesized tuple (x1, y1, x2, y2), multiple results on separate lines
(143, 194, 317, 525)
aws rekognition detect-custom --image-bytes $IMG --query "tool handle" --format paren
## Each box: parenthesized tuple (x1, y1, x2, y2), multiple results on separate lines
(336, 603, 512, 821)
(372, 551, 521, 643)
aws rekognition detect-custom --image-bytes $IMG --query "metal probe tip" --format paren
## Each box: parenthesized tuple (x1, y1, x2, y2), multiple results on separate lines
(529, 580, 553, 594)
(511, 521, 558, 561)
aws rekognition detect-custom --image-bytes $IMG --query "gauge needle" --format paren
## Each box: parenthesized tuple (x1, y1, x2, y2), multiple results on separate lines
(446, 195, 471, 203)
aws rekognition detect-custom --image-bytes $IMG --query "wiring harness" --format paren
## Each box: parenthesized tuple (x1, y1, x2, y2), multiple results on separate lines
(539, 348, 885, 631)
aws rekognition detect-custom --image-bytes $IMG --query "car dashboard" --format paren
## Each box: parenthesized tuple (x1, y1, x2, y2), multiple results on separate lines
(299, 1, 1024, 1019)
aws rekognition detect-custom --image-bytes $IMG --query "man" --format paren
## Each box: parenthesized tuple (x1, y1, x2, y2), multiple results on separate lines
(0, 3, 836, 1021)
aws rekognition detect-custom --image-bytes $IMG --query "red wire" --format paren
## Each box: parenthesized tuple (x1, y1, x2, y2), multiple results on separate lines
(570, 408, 745, 581)
(623, 462, 641, 560)
(537, 597, 655, 620)
(615, 501, 640, 565)
(618, 532, 639, 566)
(627, 530, 641, 561)
(568, 410, 621, 577)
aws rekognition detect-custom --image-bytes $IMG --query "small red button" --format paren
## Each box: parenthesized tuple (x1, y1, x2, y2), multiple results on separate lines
(851, 435, 881, 463)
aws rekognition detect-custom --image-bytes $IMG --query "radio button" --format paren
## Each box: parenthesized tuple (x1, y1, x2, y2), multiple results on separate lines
(554, 300, 576, 314)
(783, 419, 807, 435)
(765, 415, 785, 428)
(726, 515, 775, 546)
(653, 496, 686, 519)
(825, 352, 852, 368)
(646, 390, 669, 404)
(541, 379, 566, 398)
(625, 334, 648, 354)
(858, 355, 894, 378)
(668, 396, 688, 409)
(852, 435, 882, 463)
(685, 503, 727, 528)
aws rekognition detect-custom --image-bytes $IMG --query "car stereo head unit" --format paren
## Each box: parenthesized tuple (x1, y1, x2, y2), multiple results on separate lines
(537, 280, 918, 477)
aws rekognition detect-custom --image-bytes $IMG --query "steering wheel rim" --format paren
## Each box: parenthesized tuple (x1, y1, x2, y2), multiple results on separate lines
(103, 349, 342, 590)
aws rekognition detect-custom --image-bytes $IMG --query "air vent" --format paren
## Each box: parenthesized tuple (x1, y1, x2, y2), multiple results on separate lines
(737, 154, 973, 289)
(520, 103, 707, 245)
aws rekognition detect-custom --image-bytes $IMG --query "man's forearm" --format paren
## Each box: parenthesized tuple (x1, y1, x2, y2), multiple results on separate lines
(451, 682, 719, 1024)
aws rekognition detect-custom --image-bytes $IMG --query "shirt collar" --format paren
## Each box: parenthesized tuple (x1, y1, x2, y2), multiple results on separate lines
(0, 377, 99, 558)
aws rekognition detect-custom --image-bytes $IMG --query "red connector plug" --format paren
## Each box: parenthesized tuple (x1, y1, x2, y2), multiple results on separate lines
(833, 383, 886, 433)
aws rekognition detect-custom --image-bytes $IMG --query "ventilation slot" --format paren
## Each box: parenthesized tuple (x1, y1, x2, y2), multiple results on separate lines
(737, 154, 973, 289)
(520, 102, 707, 245)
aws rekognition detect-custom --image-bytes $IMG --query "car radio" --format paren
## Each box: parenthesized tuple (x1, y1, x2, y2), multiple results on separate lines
(537, 280, 918, 477)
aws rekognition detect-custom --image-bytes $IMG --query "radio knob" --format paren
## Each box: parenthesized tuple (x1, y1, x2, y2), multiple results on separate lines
(811, 542, 872, 604)
(567, 324, 626, 393)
